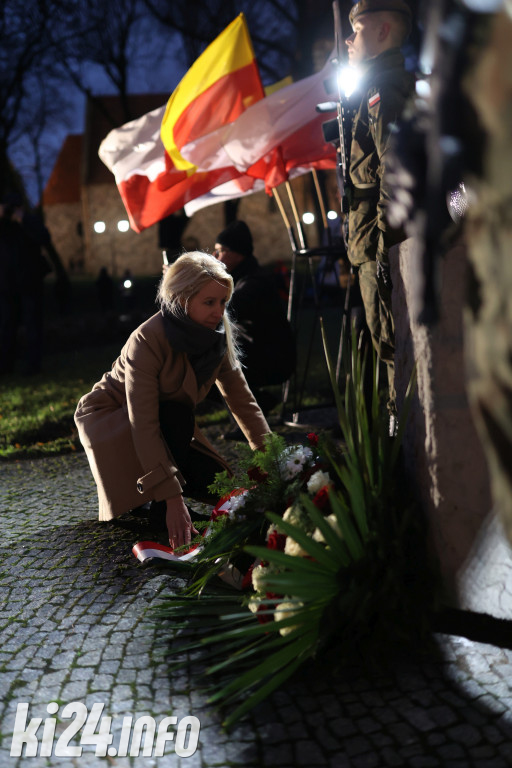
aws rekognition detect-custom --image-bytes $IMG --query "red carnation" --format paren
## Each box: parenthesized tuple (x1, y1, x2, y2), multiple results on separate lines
(242, 563, 255, 590)
(247, 466, 269, 484)
(307, 432, 319, 447)
(256, 604, 274, 625)
(266, 531, 287, 551)
(312, 485, 330, 510)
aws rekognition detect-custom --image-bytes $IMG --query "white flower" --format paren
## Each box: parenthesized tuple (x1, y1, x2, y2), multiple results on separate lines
(282, 506, 300, 526)
(307, 469, 331, 495)
(279, 445, 313, 480)
(274, 600, 304, 636)
(284, 537, 309, 558)
(312, 514, 342, 544)
(251, 563, 270, 593)
(248, 597, 262, 613)
(224, 490, 248, 518)
(266, 523, 279, 541)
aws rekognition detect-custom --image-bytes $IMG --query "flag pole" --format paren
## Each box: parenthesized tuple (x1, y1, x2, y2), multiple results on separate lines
(272, 185, 299, 414)
(285, 181, 306, 251)
(311, 168, 329, 236)
(272, 186, 297, 254)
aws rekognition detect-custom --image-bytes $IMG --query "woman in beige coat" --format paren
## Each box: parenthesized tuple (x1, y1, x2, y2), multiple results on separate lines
(75, 252, 271, 551)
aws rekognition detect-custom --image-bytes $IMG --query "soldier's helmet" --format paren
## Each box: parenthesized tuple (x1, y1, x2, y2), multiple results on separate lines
(349, 0, 412, 36)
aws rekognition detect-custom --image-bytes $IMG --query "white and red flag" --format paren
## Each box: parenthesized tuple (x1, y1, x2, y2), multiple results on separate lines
(99, 19, 336, 231)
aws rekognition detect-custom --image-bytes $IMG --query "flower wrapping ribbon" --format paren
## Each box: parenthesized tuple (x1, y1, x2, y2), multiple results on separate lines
(132, 489, 247, 563)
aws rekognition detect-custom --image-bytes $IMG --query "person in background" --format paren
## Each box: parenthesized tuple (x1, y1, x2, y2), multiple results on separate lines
(345, 0, 415, 434)
(75, 253, 270, 551)
(95, 267, 114, 312)
(213, 220, 296, 418)
(0, 196, 52, 375)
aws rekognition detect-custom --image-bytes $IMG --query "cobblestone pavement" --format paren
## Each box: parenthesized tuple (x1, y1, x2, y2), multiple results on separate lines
(1, 429, 512, 768)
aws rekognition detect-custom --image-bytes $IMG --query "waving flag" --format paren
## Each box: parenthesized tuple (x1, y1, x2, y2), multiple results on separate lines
(99, 105, 243, 232)
(176, 53, 337, 189)
(99, 18, 335, 231)
(99, 13, 264, 232)
(223, 56, 336, 182)
(161, 13, 264, 173)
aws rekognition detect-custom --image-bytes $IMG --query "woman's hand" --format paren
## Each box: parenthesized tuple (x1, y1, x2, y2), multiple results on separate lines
(165, 495, 199, 550)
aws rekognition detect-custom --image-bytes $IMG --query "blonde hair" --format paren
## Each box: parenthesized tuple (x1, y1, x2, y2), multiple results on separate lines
(157, 251, 240, 368)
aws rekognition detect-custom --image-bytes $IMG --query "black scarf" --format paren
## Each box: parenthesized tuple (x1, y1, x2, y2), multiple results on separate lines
(161, 308, 226, 387)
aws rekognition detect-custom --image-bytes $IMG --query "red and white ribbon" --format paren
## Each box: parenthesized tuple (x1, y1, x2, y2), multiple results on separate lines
(132, 489, 247, 564)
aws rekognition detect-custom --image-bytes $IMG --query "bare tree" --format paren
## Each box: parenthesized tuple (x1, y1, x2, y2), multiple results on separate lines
(9, 72, 74, 203)
(141, 0, 300, 82)
(50, 0, 173, 125)
(0, 0, 62, 198)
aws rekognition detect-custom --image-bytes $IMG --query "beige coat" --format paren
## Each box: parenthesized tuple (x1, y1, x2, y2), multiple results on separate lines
(74, 312, 270, 521)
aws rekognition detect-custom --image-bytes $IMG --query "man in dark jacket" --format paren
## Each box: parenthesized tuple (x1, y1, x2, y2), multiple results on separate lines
(345, 0, 415, 432)
(214, 220, 295, 414)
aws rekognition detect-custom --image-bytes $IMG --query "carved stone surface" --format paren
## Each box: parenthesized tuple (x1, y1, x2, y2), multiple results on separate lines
(393, 237, 512, 617)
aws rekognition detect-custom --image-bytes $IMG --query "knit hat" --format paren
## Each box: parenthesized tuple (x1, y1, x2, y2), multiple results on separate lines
(216, 220, 253, 257)
(349, 0, 412, 34)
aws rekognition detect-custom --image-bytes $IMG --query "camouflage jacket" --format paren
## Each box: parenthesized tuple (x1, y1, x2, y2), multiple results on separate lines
(348, 48, 415, 265)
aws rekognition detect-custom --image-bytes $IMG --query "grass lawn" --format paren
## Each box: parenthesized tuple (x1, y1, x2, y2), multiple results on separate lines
(0, 274, 343, 460)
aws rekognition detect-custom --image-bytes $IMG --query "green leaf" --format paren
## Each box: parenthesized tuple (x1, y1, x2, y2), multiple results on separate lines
(222, 651, 309, 729)
(208, 630, 317, 704)
(261, 573, 338, 601)
(264, 512, 340, 569)
(299, 496, 351, 565)
(244, 545, 337, 573)
(331, 479, 369, 542)
(325, 491, 365, 560)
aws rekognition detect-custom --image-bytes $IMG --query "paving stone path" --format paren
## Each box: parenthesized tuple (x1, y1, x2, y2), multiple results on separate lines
(1, 429, 512, 767)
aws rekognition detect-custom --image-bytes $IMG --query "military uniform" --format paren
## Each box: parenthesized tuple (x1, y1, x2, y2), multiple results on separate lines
(346, 2, 415, 414)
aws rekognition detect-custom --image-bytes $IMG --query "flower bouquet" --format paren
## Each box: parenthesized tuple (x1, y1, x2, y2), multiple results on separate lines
(151, 329, 438, 729)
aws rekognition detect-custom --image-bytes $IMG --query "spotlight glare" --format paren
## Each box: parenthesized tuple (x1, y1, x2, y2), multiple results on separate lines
(327, 210, 338, 220)
(302, 212, 315, 225)
(337, 66, 361, 98)
(94, 221, 106, 233)
(415, 79, 431, 99)
(117, 220, 130, 232)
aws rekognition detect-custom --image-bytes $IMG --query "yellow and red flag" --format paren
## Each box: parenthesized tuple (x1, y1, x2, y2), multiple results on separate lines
(161, 13, 264, 174)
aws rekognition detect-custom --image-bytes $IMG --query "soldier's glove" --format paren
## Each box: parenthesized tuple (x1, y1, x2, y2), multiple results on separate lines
(376, 260, 393, 291)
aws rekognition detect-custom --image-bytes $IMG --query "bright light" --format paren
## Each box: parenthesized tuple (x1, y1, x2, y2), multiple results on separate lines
(415, 79, 431, 99)
(337, 66, 361, 98)
(117, 220, 129, 232)
(302, 212, 315, 225)
(123, 279, 132, 289)
(327, 210, 338, 220)
(94, 221, 106, 233)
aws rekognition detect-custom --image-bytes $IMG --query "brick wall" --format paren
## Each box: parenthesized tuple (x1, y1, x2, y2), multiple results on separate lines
(44, 171, 338, 277)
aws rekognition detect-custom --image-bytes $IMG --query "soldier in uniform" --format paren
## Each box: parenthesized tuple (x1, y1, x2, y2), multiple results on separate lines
(345, 0, 415, 432)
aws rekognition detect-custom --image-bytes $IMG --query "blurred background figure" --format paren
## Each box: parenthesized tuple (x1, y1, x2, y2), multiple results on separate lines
(213, 220, 296, 419)
(0, 195, 52, 375)
(95, 266, 114, 313)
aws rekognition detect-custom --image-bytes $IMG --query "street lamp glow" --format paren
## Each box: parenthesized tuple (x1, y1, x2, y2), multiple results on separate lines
(302, 212, 315, 225)
(327, 210, 338, 220)
(117, 220, 129, 232)
(94, 221, 106, 233)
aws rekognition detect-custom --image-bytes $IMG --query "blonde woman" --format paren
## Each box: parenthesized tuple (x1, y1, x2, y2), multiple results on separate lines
(75, 252, 270, 550)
